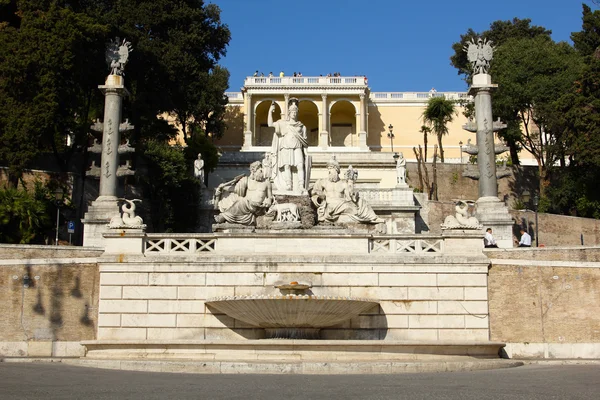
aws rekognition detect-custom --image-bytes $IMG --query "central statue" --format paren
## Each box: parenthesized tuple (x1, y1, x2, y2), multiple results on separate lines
(268, 98, 307, 193)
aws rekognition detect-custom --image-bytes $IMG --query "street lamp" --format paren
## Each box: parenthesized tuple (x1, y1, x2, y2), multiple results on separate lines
(54, 189, 64, 246)
(387, 124, 395, 153)
(459, 141, 463, 164)
(533, 194, 539, 247)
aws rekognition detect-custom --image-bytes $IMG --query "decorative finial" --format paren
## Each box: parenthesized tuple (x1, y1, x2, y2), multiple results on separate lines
(464, 37, 494, 75)
(105, 37, 133, 77)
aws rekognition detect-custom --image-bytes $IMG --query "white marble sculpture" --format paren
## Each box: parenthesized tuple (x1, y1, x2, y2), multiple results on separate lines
(266, 201, 301, 222)
(268, 98, 307, 193)
(311, 157, 383, 225)
(105, 37, 132, 77)
(441, 200, 482, 230)
(108, 199, 146, 229)
(194, 153, 205, 187)
(395, 152, 406, 185)
(214, 161, 273, 225)
(465, 37, 494, 75)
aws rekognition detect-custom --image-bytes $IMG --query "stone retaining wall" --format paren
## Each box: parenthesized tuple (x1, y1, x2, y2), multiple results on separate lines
(0, 246, 100, 357)
(487, 246, 600, 358)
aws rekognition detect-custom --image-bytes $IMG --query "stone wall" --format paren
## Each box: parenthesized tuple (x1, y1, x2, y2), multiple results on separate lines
(421, 202, 600, 246)
(487, 247, 600, 358)
(0, 246, 101, 357)
(94, 233, 491, 343)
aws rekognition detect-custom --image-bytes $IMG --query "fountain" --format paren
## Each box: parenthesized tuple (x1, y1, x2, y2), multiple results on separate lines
(206, 282, 379, 339)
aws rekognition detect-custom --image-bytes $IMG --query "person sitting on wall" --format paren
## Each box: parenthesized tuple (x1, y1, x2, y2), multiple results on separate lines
(516, 228, 532, 247)
(484, 228, 498, 248)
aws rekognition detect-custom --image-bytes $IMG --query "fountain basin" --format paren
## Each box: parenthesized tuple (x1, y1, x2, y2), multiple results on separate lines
(206, 295, 379, 339)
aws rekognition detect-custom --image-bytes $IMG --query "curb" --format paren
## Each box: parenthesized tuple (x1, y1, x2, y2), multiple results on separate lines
(1, 357, 524, 374)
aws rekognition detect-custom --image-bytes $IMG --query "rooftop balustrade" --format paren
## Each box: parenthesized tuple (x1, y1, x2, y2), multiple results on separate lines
(244, 76, 368, 87)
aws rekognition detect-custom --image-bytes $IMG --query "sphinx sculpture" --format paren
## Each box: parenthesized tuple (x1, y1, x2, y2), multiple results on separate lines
(311, 157, 383, 225)
(441, 200, 482, 230)
(213, 161, 273, 225)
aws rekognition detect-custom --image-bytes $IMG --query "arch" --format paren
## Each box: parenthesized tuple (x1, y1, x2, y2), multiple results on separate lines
(329, 98, 358, 113)
(330, 100, 357, 147)
(254, 100, 281, 146)
(298, 100, 319, 146)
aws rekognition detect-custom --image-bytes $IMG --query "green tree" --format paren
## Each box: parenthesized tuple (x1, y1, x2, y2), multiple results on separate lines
(139, 140, 200, 233)
(543, 4, 600, 218)
(421, 97, 457, 163)
(450, 18, 552, 164)
(0, 183, 53, 244)
(491, 36, 582, 199)
(0, 1, 107, 186)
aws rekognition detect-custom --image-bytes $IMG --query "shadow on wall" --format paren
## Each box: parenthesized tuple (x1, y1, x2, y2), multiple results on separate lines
(366, 105, 385, 150)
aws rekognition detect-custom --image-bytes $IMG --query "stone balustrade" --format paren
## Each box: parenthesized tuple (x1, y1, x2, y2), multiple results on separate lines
(102, 232, 483, 257)
(244, 76, 368, 87)
(224, 89, 470, 103)
(370, 92, 470, 102)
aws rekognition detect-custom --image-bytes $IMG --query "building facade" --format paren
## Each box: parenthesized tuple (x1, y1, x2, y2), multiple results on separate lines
(216, 76, 476, 164)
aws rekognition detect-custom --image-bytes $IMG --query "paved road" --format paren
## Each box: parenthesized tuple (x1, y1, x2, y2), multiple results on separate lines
(0, 363, 598, 399)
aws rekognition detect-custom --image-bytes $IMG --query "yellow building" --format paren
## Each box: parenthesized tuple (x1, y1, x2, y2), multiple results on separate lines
(216, 75, 474, 163)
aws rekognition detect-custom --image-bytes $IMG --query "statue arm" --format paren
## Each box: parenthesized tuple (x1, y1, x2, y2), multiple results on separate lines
(267, 102, 276, 127)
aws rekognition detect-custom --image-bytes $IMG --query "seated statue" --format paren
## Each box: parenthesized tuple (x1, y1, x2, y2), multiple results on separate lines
(214, 161, 273, 225)
(311, 158, 383, 225)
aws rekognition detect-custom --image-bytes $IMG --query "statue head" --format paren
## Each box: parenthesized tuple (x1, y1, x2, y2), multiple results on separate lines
(326, 157, 340, 182)
(249, 161, 264, 181)
(288, 98, 299, 121)
(197, 153, 202, 160)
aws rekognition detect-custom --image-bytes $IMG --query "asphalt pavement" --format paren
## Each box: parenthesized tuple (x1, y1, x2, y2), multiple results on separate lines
(0, 362, 599, 399)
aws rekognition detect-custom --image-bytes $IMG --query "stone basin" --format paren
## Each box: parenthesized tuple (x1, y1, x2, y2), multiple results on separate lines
(206, 295, 379, 339)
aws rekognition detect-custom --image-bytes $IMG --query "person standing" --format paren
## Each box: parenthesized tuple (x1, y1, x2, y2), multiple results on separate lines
(517, 228, 532, 247)
(484, 228, 498, 248)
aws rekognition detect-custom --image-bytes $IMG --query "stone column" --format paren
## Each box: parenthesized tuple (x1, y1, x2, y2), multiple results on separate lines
(97, 76, 127, 200)
(471, 77, 497, 198)
(82, 75, 130, 247)
(319, 94, 329, 149)
(470, 74, 513, 248)
(283, 93, 290, 119)
(242, 93, 253, 150)
(358, 93, 368, 150)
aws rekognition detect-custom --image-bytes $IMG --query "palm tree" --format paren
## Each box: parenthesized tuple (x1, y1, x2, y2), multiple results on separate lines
(422, 96, 457, 162)
(419, 125, 431, 162)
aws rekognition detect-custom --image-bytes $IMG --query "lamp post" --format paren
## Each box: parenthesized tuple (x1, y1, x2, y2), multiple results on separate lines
(54, 189, 64, 246)
(387, 124, 395, 153)
(533, 194, 539, 247)
(459, 141, 463, 164)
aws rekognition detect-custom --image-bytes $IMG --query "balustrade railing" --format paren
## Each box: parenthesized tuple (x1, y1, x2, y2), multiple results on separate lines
(145, 235, 217, 254)
(142, 233, 445, 255)
(370, 236, 444, 254)
(244, 76, 367, 86)
(370, 92, 470, 101)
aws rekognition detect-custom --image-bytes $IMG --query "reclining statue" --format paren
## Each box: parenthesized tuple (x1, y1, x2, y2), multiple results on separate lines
(311, 157, 383, 225)
(214, 161, 273, 225)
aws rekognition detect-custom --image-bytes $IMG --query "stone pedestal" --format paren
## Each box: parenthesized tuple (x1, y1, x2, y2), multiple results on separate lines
(358, 131, 368, 151)
(476, 196, 514, 248)
(441, 229, 485, 254)
(81, 198, 120, 248)
(242, 130, 253, 150)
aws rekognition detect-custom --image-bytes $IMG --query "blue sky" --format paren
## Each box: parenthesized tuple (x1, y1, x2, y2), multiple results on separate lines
(210, 0, 590, 93)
